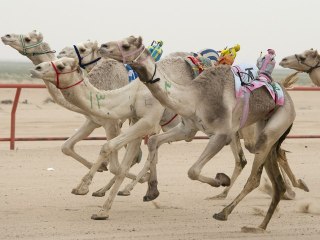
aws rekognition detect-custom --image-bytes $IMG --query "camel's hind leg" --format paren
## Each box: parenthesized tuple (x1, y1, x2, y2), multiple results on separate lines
(242, 151, 286, 233)
(277, 152, 309, 192)
(213, 101, 295, 231)
(207, 132, 247, 200)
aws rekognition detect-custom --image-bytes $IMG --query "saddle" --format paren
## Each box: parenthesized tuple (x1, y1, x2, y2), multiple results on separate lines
(232, 64, 285, 127)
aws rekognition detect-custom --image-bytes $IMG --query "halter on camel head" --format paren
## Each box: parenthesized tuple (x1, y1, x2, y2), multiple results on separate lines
(50, 62, 84, 90)
(19, 35, 56, 56)
(294, 53, 320, 74)
(73, 45, 101, 69)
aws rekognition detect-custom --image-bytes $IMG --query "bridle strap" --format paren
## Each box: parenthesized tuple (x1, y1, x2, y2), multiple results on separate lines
(295, 54, 320, 74)
(51, 62, 83, 90)
(19, 35, 56, 56)
(144, 64, 160, 84)
(117, 41, 145, 64)
(73, 45, 101, 69)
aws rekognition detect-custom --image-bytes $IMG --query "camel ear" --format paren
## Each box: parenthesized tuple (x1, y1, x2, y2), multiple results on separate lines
(93, 40, 99, 50)
(135, 36, 142, 48)
(36, 32, 43, 41)
(311, 49, 318, 58)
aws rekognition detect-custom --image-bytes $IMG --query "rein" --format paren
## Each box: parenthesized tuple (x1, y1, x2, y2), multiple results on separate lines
(19, 35, 56, 56)
(51, 62, 84, 90)
(295, 54, 320, 74)
(73, 45, 101, 69)
(161, 113, 178, 127)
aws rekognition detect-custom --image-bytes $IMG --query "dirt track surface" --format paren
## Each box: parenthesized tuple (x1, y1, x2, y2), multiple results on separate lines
(0, 88, 320, 239)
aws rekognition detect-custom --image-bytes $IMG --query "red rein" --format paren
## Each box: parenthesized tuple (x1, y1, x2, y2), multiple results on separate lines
(51, 62, 84, 89)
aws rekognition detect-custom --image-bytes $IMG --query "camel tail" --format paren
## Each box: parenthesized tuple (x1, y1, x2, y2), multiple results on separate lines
(281, 71, 300, 88)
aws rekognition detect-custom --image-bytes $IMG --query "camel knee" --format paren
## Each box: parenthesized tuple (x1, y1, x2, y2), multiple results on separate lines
(61, 143, 74, 156)
(147, 135, 158, 151)
(188, 167, 200, 180)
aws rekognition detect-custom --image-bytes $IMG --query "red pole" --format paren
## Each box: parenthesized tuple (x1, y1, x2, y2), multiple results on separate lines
(10, 88, 21, 150)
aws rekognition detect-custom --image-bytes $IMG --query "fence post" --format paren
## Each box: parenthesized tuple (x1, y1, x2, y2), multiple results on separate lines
(10, 88, 21, 150)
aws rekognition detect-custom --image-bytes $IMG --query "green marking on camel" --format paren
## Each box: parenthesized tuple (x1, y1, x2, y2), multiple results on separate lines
(165, 81, 171, 92)
(90, 92, 93, 109)
(96, 93, 106, 109)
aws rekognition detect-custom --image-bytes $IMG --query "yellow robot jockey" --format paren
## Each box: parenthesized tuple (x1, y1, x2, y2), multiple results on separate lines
(217, 44, 240, 65)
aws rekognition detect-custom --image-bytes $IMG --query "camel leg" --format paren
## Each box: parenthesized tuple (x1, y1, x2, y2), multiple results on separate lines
(61, 119, 101, 169)
(91, 138, 141, 220)
(119, 121, 197, 199)
(213, 103, 294, 231)
(187, 133, 232, 187)
(71, 117, 158, 196)
(277, 153, 309, 192)
(206, 132, 247, 200)
(242, 152, 286, 233)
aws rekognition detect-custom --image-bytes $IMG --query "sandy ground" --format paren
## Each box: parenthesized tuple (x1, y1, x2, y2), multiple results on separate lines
(0, 86, 320, 239)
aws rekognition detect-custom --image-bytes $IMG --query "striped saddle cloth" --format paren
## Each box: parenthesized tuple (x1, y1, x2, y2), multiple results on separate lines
(185, 49, 219, 78)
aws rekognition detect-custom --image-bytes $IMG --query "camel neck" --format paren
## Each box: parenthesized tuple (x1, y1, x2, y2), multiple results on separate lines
(309, 68, 320, 86)
(58, 73, 138, 118)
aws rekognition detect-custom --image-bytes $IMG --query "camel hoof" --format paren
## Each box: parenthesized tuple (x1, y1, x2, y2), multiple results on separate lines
(215, 173, 231, 187)
(91, 213, 109, 220)
(118, 190, 131, 196)
(71, 187, 89, 195)
(143, 192, 159, 202)
(241, 226, 266, 233)
(213, 212, 228, 221)
(298, 179, 309, 192)
(282, 190, 296, 200)
(92, 191, 105, 197)
(205, 193, 227, 200)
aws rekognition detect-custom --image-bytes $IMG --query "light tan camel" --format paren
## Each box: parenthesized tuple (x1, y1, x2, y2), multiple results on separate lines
(280, 49, 320, 86)
(100, 36, 301, 232)
(1, 32, 162, 199)
(29, 56, 231, 220)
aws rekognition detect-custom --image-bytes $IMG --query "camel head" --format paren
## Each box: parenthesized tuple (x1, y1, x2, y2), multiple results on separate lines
(30, 57, 82, 89)
(99, 36, 144, 63)
(280, 49, 320, 73)
(57, 40, 100, 71)
(1, 30, 44, 54)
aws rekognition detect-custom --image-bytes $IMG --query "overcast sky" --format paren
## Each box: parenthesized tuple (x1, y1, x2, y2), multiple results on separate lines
(0, 0, 319, 66)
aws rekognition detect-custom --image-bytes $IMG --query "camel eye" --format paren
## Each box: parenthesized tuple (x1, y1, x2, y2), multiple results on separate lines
(122, 44, 130, 50)
(299, 56, 306, 61)
(57, 65, 65, 71)
(79, 48, 86, 53)
(24, 37, 31, 43)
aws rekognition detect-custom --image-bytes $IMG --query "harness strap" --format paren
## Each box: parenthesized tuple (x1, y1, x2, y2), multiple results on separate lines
(295, 54, 320, 74)
(51, 62, 83, 90)
(161, 114, 178, 127)
(73, 45, 101, 69)
(19, 35, 56, 56)
(187, 56, 204, 73)
(145, 64, 160, 84)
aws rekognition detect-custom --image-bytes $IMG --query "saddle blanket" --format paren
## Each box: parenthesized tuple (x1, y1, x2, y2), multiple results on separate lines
(231, 64, 285, 127)
(185, 49, 219, 78)
(232, 64, 284, 106)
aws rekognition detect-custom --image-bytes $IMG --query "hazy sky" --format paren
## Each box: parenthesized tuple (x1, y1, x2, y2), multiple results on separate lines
(0, 0, 319, 66)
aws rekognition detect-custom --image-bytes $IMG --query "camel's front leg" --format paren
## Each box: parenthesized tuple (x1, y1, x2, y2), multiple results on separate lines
(207, 132, 247, 200)
(71, 117, 156, 197)
(187, 134, 232, 187)
(119, 121, 197, 199)
(61, 118, 101, 169)
(91, 138, 141, 220)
